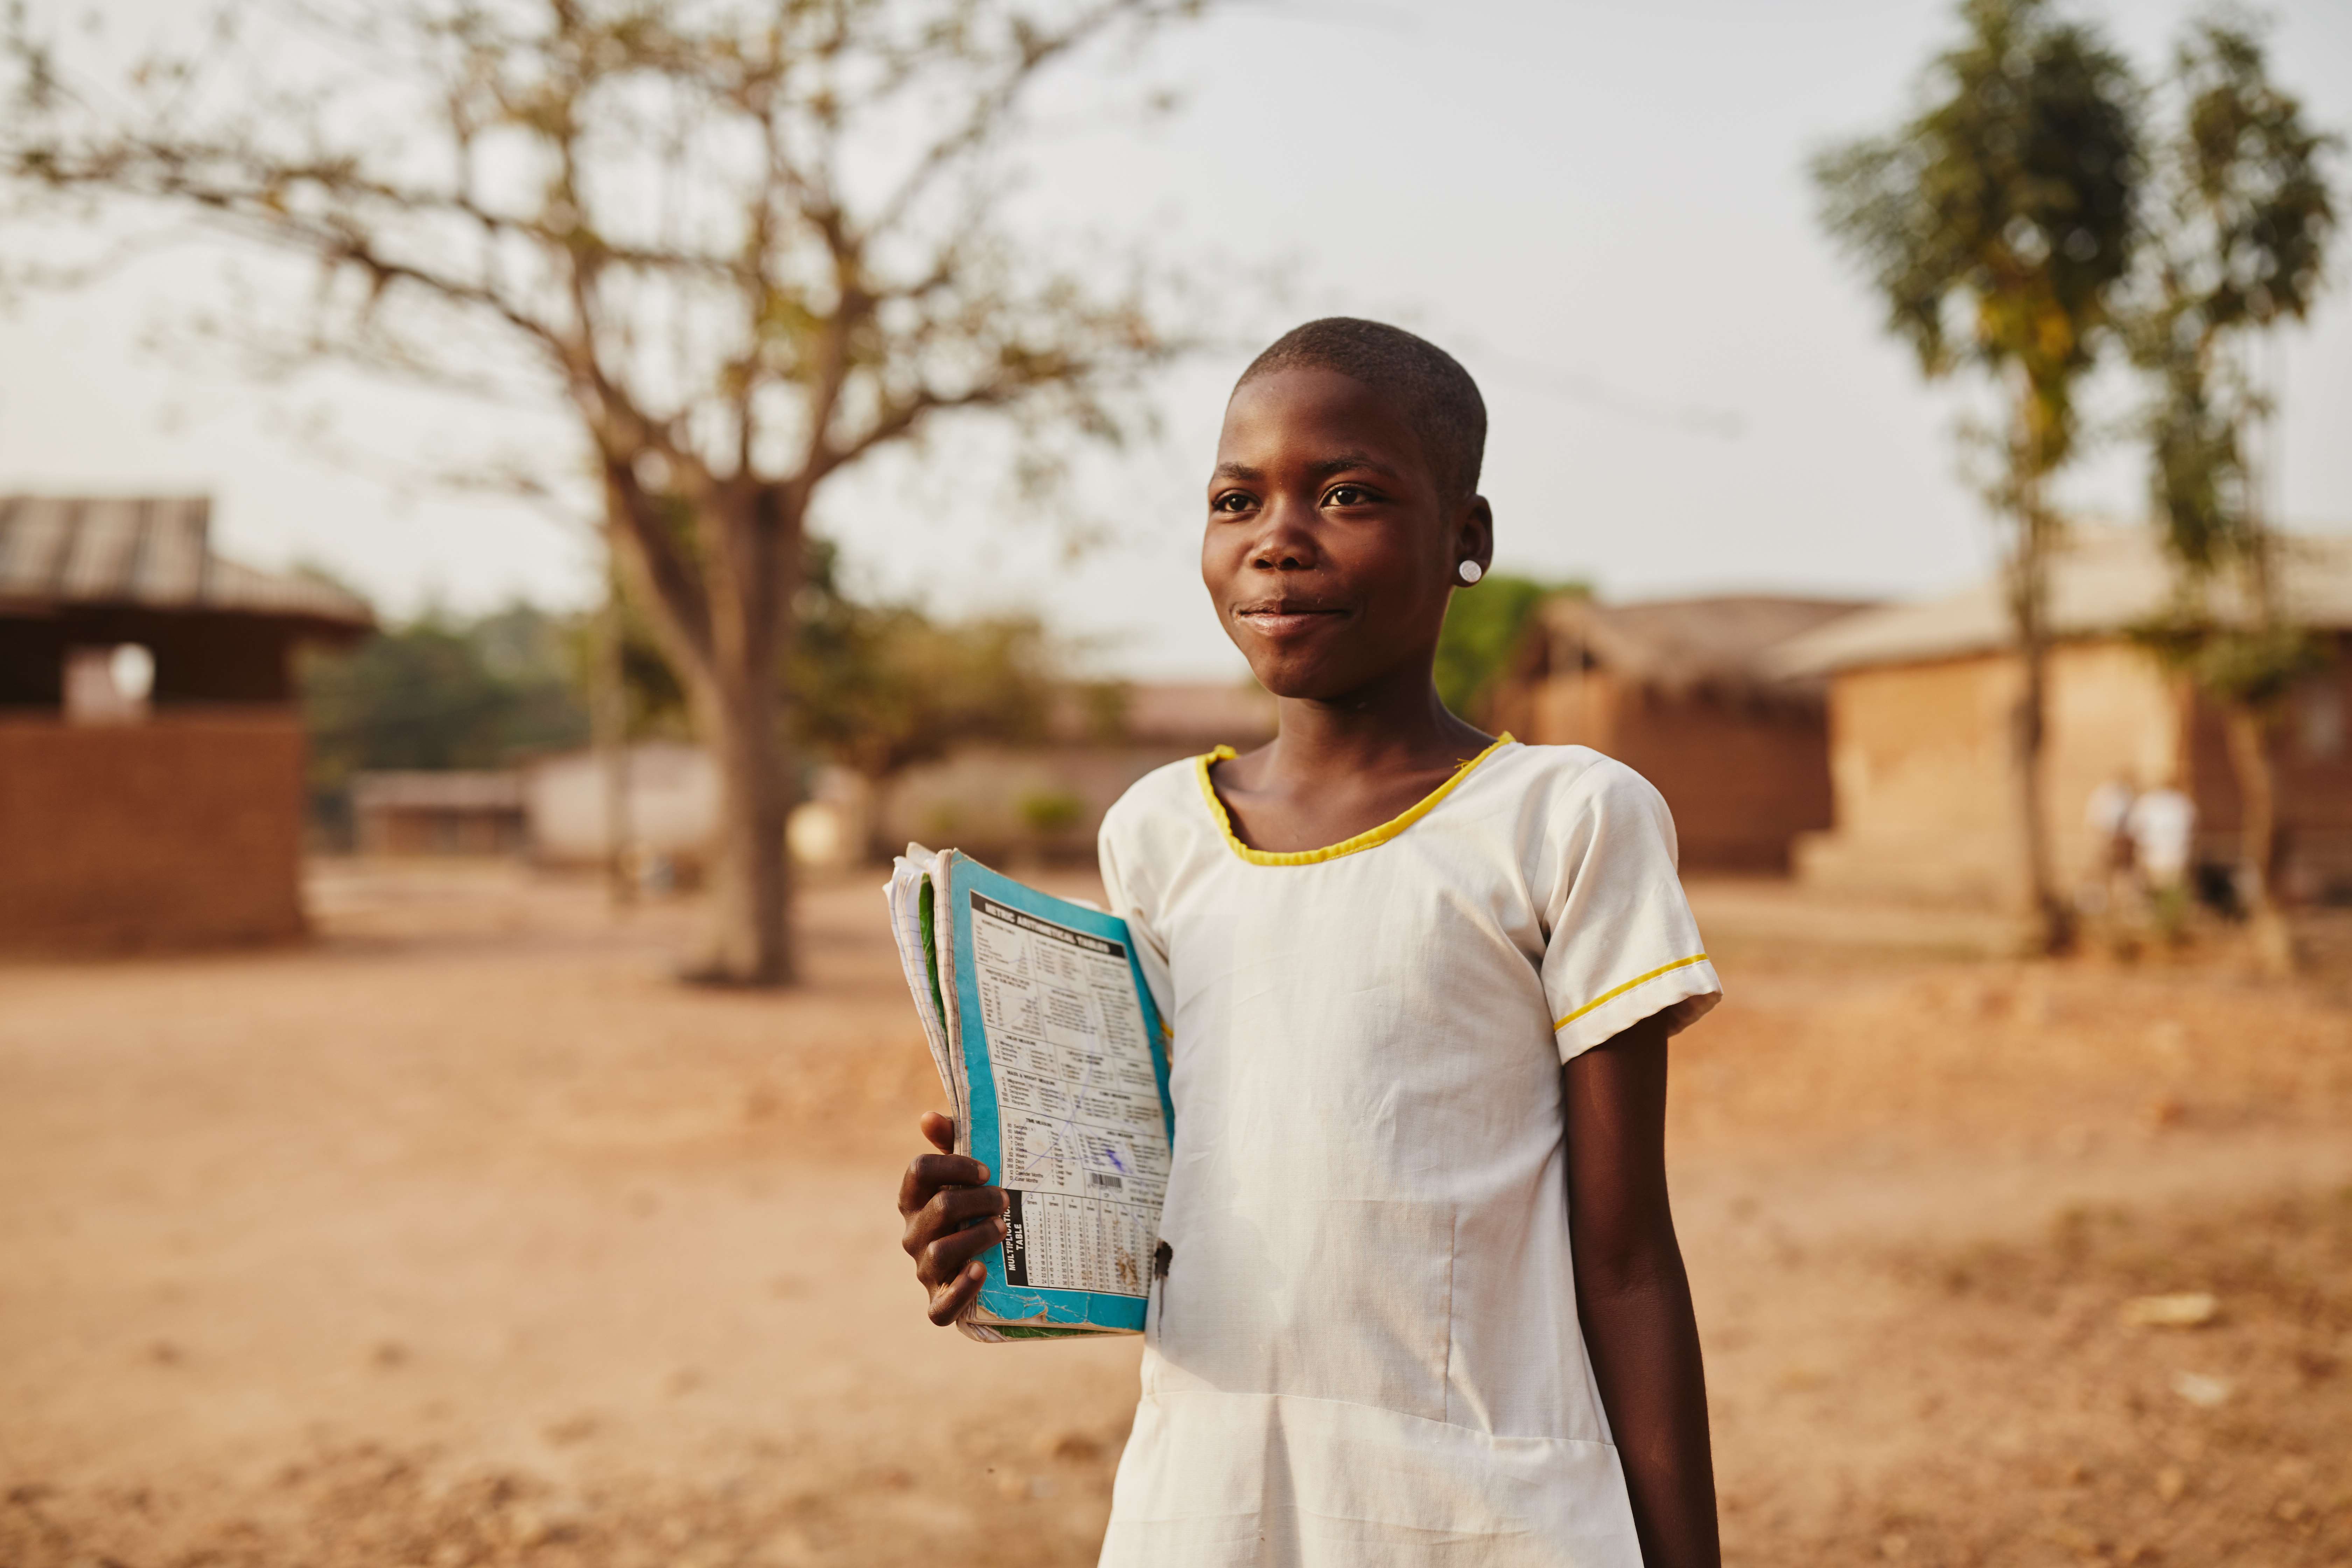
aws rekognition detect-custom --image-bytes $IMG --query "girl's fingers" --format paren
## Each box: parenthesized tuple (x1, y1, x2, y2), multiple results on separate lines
(903, 1113, 993, 1328)
(928, 1260, 986, 1325)
(918, 1213, 1007, 1286)
(896, 1153, 991, 1218)
(901, 1183, 1005, 1256)
(924, 1183, 1007, 1231)
(918, 1111, 957, 1153)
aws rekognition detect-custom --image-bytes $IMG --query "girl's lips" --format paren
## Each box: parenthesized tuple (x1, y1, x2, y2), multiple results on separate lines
(1236, 608, 1348, 640)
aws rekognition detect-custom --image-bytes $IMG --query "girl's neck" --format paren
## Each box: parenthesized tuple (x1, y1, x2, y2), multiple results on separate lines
(1265, 663, 1491, 786)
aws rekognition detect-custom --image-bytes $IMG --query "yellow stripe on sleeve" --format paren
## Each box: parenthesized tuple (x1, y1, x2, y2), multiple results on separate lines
(1553, 953, 1711, 1032)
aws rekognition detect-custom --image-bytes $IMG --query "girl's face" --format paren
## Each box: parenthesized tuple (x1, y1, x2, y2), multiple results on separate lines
(1202, 365, 1491, 702)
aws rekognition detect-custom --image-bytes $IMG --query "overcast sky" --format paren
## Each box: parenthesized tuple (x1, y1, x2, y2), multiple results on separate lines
(4, 0, 2348, 679)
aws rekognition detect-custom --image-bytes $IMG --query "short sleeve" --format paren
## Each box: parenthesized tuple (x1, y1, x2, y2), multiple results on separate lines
(1540, 761, 1721, 1062)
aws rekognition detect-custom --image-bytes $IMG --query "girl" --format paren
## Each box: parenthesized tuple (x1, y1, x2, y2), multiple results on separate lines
(900, 318, 1722, 1568)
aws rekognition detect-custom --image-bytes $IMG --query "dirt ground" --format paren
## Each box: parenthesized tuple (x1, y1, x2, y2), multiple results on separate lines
(2, 862, 2348, 1568)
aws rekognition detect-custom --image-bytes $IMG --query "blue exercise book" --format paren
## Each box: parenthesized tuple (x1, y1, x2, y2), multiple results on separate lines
(886, 846, 1175, 1341)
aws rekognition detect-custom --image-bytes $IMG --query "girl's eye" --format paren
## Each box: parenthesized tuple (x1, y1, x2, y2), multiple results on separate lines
(1212, 491, 1256, 513)
(1324, 485, 1375, 507)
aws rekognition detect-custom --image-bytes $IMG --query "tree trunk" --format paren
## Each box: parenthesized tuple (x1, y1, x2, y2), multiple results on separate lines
(593, 562, 635, 908)
(2011, 607, 2071, 955)
(699, 667, 796, 983)
(859, 766, 897, 866)
(2222, 701, 2296, 975)
(687, 487, 801, 986)
(2230, 514, 2297, 975)
(2004, 492, 2072, 957)
(599, 469, 802, 986)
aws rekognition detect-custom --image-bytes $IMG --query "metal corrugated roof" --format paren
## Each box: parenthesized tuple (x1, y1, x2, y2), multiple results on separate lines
(0, 495, 373, 627)
(1767, 526, 2352, 677)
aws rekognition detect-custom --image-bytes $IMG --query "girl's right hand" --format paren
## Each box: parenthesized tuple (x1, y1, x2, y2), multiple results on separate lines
(896, 1111, 1008, 1326)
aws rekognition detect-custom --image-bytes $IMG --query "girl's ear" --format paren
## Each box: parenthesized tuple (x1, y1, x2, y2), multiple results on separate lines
(1455, 495, 1495, 581)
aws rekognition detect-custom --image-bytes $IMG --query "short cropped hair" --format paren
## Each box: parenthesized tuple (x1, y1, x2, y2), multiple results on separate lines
(1237, 318, 1487, 501)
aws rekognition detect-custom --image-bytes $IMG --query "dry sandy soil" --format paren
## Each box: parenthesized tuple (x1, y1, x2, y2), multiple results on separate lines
(2, 862, 2348, 1568)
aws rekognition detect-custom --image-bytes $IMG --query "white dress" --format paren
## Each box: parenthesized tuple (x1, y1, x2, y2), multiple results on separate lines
(1094, 737, 1721, 1568)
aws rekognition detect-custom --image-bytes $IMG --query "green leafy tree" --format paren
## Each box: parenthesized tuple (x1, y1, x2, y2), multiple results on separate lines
(1812, 0, 2140, 952)
(301, 602, 592, 833)
(604, 534, 1066, 853)
(301, 547, 1068, 862)
(790, 540, 1058, 852)
(5, 0, 1207, 985)
(2128, 13, 2338, 969)
(1434, 573, 1583, 721)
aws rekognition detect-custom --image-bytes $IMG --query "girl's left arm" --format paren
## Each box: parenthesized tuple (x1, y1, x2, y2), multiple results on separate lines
(1563, 1013, 1722, 1568)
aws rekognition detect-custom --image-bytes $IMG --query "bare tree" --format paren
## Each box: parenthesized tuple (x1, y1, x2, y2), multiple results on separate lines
(4, 0, 1205, 983)
(1812, 0, 2139, 954)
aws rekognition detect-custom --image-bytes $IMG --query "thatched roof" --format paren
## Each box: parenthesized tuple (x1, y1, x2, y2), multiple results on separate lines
(0, 495, 374, 630)
(1768, 526, 2352, 677)
(1521, 594, 1877, 698)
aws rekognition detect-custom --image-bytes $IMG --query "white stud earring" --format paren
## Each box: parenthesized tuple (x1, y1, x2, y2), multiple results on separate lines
(1457, 561, 1484, 584)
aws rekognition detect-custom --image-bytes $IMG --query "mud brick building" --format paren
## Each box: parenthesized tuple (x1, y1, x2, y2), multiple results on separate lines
(1483, 595, 1873, 872)
(1770, 527, 2352, 908)
(0, 496, 373, 951)
(351, 770, 530, 856)
(875, 681, 1281, 864)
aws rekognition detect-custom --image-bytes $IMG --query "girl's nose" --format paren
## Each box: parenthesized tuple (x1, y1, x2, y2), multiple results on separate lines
(1250, 496, 1320, 571)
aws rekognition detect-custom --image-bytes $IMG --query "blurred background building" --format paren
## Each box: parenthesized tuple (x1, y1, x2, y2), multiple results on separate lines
(1774, 528, 2352, 908)
(341, 681, 1278, 878)
(0, 495, 372, 952)
(1485, 594, 1872, 872)
(873, 679, 1276, 864)
(351, 770, 530, 857)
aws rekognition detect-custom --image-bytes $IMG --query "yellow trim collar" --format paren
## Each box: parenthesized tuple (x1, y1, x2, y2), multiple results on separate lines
(1553, 953, 1712, 1032)
(1194, 734, 1517, 867)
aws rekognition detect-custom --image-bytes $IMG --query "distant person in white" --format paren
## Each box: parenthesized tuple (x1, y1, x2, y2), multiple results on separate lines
(2082, 774, 2138, 914)
(2128, 785, 2197, 892)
